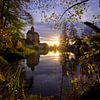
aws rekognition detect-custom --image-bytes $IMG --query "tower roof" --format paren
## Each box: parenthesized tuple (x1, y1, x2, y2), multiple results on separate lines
(31, 26, 34, 32)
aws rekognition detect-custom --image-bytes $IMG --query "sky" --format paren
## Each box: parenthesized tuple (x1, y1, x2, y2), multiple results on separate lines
(23, 0, 100, 46)
(34, 22, 61, 46)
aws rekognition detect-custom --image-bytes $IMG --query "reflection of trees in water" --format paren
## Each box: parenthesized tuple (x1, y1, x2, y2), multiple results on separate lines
(39, 49, 49, 55)
(17, 59, 35, 95)
(14, 60, 33, 95)
(24, 51, 50, 95)
(60, 52, 77, 77)
(22, 53, 40, 95)
(27, 50, 49, 71)
(59, 52, 100, 100)
(23, 73, 34, 95)
(59, 52, 78, 100)
(27, 53, 40, 71)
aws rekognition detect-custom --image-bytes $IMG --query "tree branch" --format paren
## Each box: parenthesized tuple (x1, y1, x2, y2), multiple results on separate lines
(59, 0, 89, 20)
(84, 21, 100, 33)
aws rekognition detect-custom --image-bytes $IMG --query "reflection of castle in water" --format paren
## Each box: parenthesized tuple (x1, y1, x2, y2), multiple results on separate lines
(27, 53, 40, 71)
(17, 53, 40, 95)
(20, 51, 49, 95)
(18, 59, 34, 94)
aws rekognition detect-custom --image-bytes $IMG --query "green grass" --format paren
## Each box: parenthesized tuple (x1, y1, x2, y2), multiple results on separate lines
(16, 45, 36, 57)
(23, 47, 36, 56)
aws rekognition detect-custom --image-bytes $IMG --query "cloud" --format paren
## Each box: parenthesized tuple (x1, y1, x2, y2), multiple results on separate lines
(34, 22, 61, 42)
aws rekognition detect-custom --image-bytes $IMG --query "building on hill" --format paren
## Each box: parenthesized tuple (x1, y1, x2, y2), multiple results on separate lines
(26, 26, 40, 49)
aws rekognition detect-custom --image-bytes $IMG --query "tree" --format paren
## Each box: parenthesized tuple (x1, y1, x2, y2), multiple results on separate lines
(0, 0, 33, 31)
(30, 0, 90, 23)
(30, 0, 100, 30)
(0, 0, 33, 52)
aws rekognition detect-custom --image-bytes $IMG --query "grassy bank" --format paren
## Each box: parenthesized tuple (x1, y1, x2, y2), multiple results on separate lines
(16, 47, 36, 57)
(0, 47, 36, 63)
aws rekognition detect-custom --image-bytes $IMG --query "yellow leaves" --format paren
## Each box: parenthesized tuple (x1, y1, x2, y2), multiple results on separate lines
(71, 77, 78, 84)
(88, 70, 91, 74)
(87, 63, 96, 74)
(88, 64, 91, 69)
(16, 41, 23, 49)
(66, 71, 69, 76)
(0, 27, 22, 51)
(0, 74, 5, 81)
(76, 10, 80, 16)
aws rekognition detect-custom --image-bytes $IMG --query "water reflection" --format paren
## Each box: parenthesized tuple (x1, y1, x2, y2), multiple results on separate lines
(45, 51, 60, 57)
(27, 53, 40, 71)
(22, 51, 78, 100)
(17, 51, 60, 99)
(18, 50, 100, 100)
(0, 49, 99, 100)
(19, 53, 40, 94)
(59, 52, 77, 100)
(18, 59, 34, 95)
(18, 51, 61, 99)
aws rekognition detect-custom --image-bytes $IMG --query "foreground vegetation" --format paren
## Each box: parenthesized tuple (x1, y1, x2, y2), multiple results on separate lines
(0, 63, 40, 100)
(59, 31, 100, 100)
(0, 0, 100, 100)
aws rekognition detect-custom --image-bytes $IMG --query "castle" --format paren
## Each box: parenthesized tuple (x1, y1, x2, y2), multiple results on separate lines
(26, 26, 40, 49)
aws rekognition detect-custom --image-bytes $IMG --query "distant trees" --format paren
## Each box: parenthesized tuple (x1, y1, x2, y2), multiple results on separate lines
(49, 44, 59, 51)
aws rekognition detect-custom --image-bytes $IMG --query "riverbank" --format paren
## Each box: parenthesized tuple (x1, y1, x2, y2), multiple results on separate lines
(18, 47, 36, 57)
(0, 47, 36, 64)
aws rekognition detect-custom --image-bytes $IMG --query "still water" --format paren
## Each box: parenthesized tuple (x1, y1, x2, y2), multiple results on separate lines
(18, 50, 99, 100)
(19, 51, 63, 100)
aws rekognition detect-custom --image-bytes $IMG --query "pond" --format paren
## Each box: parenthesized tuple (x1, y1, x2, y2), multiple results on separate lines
(18, 51, 80, 100)
(0, 50, 99, 100)
(19, 51, 63, 100)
